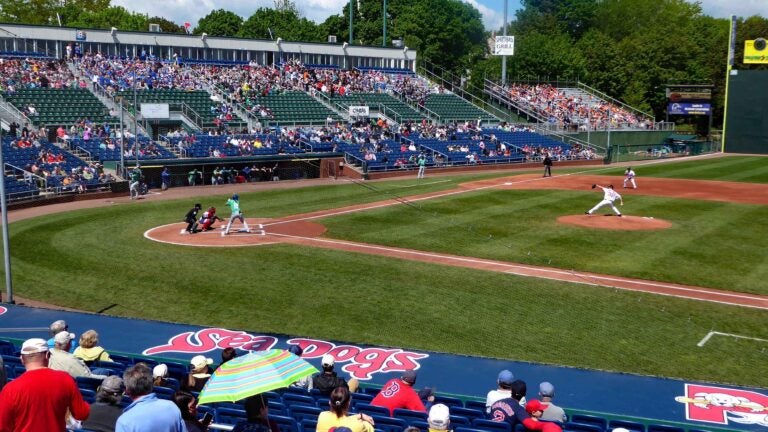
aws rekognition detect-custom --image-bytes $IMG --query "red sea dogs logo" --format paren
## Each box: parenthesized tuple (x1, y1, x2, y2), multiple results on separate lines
(143, 328, 278, 355)
(0, 306, 6, 316)
(288, 337, 429, 380)
(676, 384, 768, 427)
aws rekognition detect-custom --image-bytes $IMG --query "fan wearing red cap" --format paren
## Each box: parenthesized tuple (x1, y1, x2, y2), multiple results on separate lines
(524, 400, 563, 432)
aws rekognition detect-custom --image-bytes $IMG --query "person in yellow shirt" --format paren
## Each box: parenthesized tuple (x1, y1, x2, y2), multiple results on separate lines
(73, 330, 112, 366)
(316, 387, 375, 432)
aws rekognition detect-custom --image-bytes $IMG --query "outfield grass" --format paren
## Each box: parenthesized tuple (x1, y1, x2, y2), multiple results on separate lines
(3, 156, 768, 388)
(600, 154, 768, 183)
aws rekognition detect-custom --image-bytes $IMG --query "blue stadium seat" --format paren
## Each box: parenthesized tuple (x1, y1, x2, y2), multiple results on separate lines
(153, 385, 176, 400)
(450, 415, 471, 426)
(393, 408, 428, 424)
(570, 414, 607, 431)
(216, 407, 247, 425)
(79, 388, 96, 403)
(356, 404, 391, 417)
(290, 405, 322, 422)
(268, 401, 289, 416)
(264, 391, 283, 403)
(564, 422, 603, 432)
(370, 415, 408, 432)
(608, 420, 645, 432)
(471, 419, 512, 432)
(269, 414, 300, 432)
(352, 392, 375, 404)
(283, 393, 317, 407)
(456, 427, 496, 432)
(301, 418, 318, 432)
(435, 395, 464, 408)
(0, 340, 16, 355)
(76, 376, 104, 392)
(92, 360, 127, 372)
(451, 407, 485, 421)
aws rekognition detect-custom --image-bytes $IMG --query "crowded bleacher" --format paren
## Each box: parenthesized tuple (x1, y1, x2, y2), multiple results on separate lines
(0, 329, 679, 432)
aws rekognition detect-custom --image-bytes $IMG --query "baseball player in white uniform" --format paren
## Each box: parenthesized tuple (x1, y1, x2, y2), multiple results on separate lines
(623, 167, 637, 189)
(586, 184, 623, 216)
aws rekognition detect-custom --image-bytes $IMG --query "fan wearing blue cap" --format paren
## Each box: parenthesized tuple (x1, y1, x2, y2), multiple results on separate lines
(486, 369, 526, 413)
(222, 193, 252, 236)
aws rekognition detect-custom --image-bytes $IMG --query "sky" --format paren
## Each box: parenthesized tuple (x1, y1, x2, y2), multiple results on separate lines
(111, 0, 766, 32)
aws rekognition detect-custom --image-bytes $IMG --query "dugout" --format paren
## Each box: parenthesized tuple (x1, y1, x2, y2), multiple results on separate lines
(724, 70, 768, 153)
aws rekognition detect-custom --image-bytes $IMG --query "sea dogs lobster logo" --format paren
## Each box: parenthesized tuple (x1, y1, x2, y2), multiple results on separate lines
(286, 337, 429, 380)
(141, 328, 429, 380)
(676, 384, 768, 427)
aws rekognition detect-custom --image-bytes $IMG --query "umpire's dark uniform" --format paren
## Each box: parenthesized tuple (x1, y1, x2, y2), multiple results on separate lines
(185, 204, 201, 233)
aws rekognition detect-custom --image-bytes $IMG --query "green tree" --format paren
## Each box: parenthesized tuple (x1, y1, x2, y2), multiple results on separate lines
(238, 7, 319, 42)
(147, 16, 186, 33)
(67, 6, 149, 31)
(194, 9, 243, 37)
(0, 0, 58, 25)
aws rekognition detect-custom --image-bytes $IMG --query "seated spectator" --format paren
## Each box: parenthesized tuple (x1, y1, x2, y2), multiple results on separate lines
(221, 347, 238, 364)
(183, 355, 213, 392)
(371, 370, 426, 415)
(173, 390, 211, 432)
(316, 386, 375, 432)
(47, 319, 78, 351)
(232, 394, 281, 432)
(82, 375, 125, 432)
(288, 345, 313, 392)
(153, 363, 170, 388)
(312, 354, 348, 396)
(117, 363, 186, 431)
(49, 331, 107, 379)
(525, 399, 562, 432)
(0, 338, 90, 431)
(489, 379, 555, 432)
(538, 382, 567, 423)
(487, 370, 523, 413)
(427, 404, 451, 432)
(73, 329, 113, 366)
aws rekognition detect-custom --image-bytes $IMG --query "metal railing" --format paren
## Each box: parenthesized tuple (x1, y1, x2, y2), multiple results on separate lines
(575, 81, 654, 122)
(483, 80, 546, 123)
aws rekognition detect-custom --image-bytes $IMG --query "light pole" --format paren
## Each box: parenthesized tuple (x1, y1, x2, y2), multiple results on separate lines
(119, 102, 125, 177)
(133, 67, 139, 167)
(0, 128, 14, 304)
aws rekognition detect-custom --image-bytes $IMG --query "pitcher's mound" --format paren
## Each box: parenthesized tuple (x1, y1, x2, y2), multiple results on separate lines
(558, 215, 672, 231)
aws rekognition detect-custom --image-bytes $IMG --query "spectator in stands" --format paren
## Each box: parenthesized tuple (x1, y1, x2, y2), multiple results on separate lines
(47, 319, 78, 351)
(82, 375, 125, 432)
(525, 400, 562, 432)
(173, 390, 211, 432)
(312, 354, 348, 396)
(427, 404, 451, 432)
(288, 345, 312, 392)
(486, 370, 524, 413)
(371, 370, 426, 415)
(0, 338, 90, 430)
(221, 347, 238, 364)
(49, 330, 107, 379)
(73, 329, 113, 366)
(153, 363, 171, 388)
(117, 362, 186, 431)
(489, 379, 540, 430)
(183, 355, 214, 392)
(317, 386, 375, 432)
(232, 394, 280, 432)
(538, 382, 567, 423)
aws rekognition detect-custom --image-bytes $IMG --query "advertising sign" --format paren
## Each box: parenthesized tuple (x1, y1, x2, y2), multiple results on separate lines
(668, 103, 711, 115)
(494, 36, 515, 56)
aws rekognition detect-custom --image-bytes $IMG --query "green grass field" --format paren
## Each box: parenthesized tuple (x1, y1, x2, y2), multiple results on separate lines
(4, 155, 768, 388)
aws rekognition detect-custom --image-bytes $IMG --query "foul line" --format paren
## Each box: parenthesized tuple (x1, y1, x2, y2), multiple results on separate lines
(268, 233, 768, 310)
(697, 331, 768, 347)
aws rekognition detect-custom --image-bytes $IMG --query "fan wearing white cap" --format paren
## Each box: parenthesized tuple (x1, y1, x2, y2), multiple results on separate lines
(428, 404, 451, 432)
(0, 338, 91, 430)
(47, 319, 79, 352)
(183, 355, 214, 392)
(49, 330, 107, 380)
(312, 354, 349, 396)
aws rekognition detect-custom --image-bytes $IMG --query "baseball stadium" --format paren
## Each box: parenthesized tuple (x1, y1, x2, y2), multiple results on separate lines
(0, 1, 767, 432)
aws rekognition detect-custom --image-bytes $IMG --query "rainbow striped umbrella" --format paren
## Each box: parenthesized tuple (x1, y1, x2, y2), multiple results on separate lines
(197, 349, 318, 405)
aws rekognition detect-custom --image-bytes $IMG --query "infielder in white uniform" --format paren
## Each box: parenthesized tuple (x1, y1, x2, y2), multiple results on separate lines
(586, 184, 623, 216)
(623, 167, 637, 189)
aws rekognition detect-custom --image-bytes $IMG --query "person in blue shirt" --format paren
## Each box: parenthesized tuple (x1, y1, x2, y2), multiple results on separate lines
(117, 363, 187, 432)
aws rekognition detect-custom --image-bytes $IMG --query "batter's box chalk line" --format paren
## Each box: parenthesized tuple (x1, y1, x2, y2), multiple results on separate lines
(697, 331, 768, 347)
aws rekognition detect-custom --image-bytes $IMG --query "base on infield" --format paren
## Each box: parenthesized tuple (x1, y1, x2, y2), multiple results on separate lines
(145, 218, 326, 247)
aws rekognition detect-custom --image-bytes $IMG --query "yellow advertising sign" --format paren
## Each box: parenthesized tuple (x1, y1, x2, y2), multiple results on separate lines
(744, 39, 768, 64)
